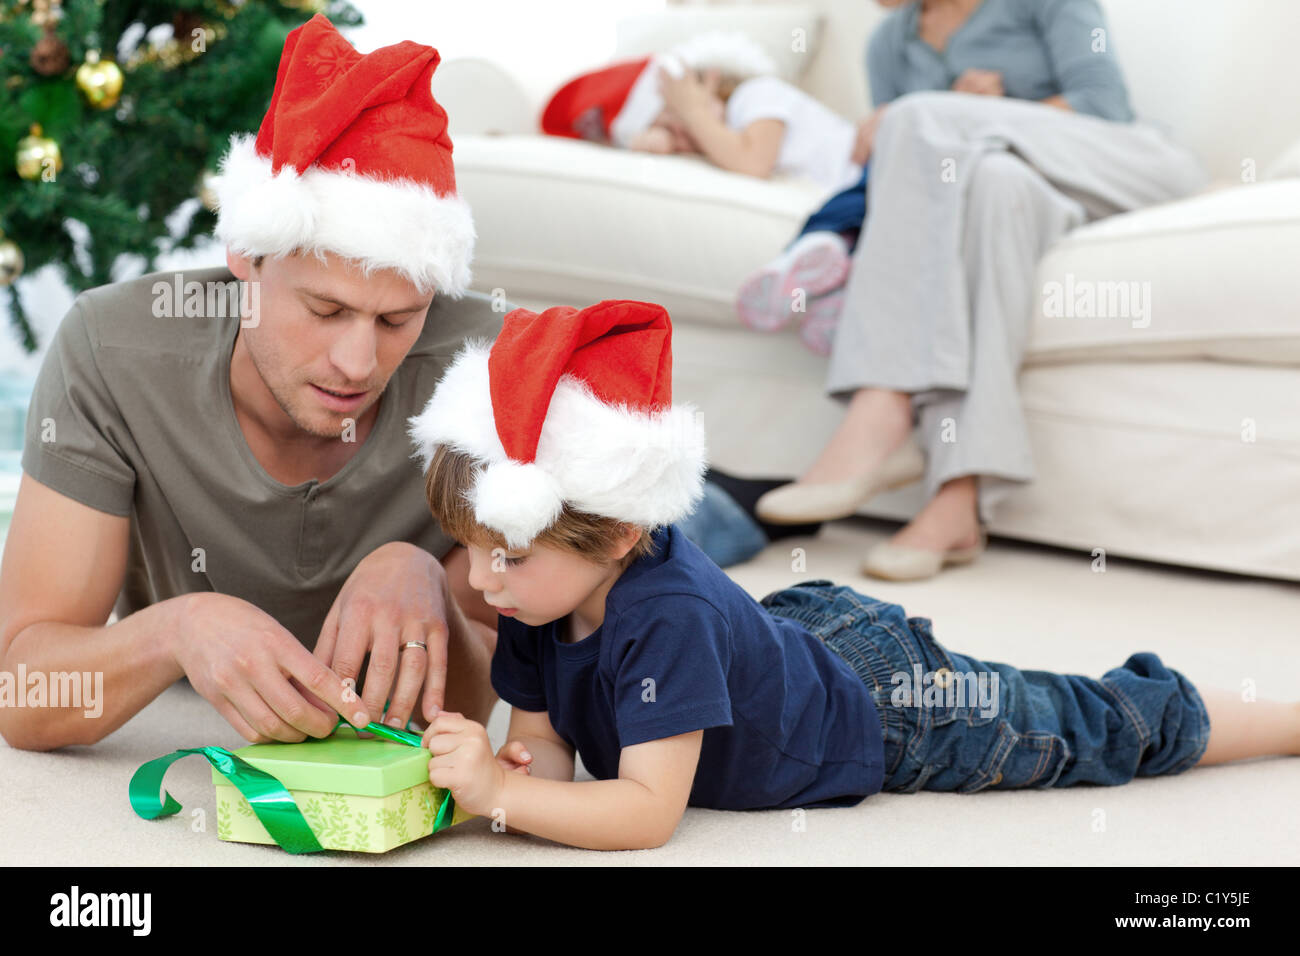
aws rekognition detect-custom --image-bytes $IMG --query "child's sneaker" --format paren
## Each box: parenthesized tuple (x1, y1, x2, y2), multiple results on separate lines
(736, 231, 851, 333)
(797, 287, 846, 356)
(736, 263, 789, 332)
(782, 231, 851, 300)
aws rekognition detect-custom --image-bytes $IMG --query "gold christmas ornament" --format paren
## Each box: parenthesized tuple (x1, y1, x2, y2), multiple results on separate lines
(16, 124, 62, 181)
(199, 170, 220, 211)
(76, 50, 124, 110)
(0, 232, 24, 287)
(27, 0, 62, 29)
(124, 21, 226, 71)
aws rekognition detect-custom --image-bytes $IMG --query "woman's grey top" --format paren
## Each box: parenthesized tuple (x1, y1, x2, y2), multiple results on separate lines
(867, 0, 1135, 122)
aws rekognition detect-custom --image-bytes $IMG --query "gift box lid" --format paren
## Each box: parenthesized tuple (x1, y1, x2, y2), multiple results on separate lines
(210, 726, 430, 797)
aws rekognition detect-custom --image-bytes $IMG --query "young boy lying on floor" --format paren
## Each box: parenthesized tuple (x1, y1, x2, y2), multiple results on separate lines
(406, 298, 1300, 851)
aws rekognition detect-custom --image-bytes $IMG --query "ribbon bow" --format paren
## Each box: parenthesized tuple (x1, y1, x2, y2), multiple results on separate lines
(128, 719, 455, 854)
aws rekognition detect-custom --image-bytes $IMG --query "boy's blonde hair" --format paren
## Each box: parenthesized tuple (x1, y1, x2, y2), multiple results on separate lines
(423, 444, 658, 569)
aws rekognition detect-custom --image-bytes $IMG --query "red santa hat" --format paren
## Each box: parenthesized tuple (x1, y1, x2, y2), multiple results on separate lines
(541, 31, 777, 147)
(541, 57, 653, 143)
(212, 14, 474, 297)
(407, 300, 709, 549)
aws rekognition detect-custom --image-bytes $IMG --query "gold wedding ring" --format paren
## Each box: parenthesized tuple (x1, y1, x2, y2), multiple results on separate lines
(401, 641, 428, 652)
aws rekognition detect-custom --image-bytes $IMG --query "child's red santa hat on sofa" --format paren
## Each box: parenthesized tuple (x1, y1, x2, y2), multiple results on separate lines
(542, 30, 778, 147)
(212, 13, 474, 297)
(407, 300, 709, 549)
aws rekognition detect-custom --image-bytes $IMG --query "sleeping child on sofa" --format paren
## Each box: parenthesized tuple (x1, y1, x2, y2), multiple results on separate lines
(407, 297, 1300, 852)
(540, 31, 871, 355)
(636, 58, 872, 356)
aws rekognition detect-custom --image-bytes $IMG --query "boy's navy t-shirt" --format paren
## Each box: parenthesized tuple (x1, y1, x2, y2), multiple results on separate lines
(490, 524, 885, 810)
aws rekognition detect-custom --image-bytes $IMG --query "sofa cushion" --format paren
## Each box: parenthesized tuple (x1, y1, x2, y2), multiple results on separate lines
(455, 133, 826, 325)
(669, 318, 1300, 580)
(1265, 134, 1300, 180)
(457, 134, 1300, 367)
(1028, 179, 1300, 367)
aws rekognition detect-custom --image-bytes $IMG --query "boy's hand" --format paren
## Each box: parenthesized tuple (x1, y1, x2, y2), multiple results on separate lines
(423, 711, 506, 817)
(496, 739, 534, 775)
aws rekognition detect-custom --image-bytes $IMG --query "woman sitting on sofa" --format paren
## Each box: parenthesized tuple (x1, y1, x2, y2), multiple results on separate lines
(726, 0, 1206, 579)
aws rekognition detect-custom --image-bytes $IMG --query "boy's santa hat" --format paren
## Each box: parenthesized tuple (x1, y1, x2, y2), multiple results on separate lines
(407, 300, 708, 549)
(541, 31, 777, 147)
(212, 14, 474, 298)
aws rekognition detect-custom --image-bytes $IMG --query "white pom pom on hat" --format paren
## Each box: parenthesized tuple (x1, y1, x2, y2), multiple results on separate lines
(470, 460, 565, 551)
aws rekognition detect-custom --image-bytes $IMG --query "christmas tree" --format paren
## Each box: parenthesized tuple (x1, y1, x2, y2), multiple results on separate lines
(0, 0, 364, 352)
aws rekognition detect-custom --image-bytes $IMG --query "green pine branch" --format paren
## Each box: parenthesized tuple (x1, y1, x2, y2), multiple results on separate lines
(1, 0, 365, 353)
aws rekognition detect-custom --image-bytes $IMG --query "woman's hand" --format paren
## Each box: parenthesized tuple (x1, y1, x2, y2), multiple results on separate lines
(851, 104, 889, 166)
(952, 68, 1004, 97)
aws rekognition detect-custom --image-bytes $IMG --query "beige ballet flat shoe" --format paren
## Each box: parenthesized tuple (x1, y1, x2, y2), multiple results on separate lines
(861, 525, 988, 581)
(754, 436, 925, 525)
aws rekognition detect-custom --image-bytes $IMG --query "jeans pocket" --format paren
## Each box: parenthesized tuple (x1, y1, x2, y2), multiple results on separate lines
(957, 720, 1071, 793)
(895, 617, 1000, 730)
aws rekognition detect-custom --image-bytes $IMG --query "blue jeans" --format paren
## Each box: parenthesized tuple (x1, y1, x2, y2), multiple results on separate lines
(794, 164, 870, 251)
(759, 581, 1211, 792)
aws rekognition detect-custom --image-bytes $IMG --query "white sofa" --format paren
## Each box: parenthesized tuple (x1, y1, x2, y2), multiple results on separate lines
(433, 0, 1300, 581)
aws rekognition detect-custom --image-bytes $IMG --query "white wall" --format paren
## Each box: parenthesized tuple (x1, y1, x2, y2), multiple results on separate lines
(346, 0, 664, 105)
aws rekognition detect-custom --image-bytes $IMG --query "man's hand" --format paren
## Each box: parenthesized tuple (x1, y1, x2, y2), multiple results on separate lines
(171, 592, 368, 743)
(423, 711, 505, 817)
(313, 542, 451, 731)
(851, 104, 889, 166)
(951, 68, 1004, 97)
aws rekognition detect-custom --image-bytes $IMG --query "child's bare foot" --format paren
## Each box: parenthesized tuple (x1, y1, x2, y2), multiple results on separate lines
(1197, 690, 1300, 765)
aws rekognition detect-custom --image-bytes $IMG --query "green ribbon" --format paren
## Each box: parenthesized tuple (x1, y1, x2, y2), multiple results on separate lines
(128, 718, 456, 854)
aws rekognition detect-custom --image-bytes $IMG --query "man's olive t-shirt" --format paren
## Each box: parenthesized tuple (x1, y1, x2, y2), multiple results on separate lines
(20, 266, 504, 646)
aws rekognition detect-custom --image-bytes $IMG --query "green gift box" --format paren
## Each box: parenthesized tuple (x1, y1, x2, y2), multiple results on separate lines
(212, 726, 473, 853)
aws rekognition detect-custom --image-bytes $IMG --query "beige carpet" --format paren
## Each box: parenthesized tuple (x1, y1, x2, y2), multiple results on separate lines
(3, 517, 1297, 866)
